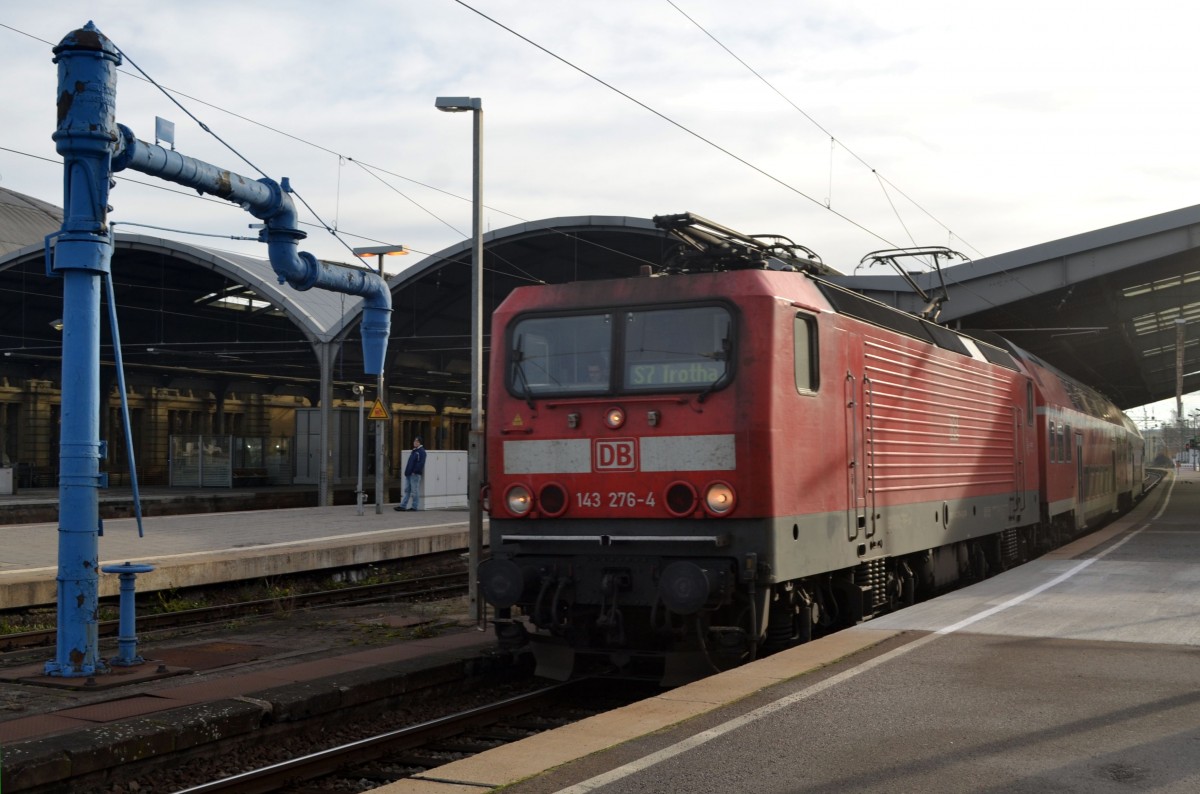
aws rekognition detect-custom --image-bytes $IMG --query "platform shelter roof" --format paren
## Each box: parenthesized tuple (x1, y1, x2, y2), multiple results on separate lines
(830, 203, 1200, 410)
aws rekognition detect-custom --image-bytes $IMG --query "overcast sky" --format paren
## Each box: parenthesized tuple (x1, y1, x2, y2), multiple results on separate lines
(4, 1, 1200, 413)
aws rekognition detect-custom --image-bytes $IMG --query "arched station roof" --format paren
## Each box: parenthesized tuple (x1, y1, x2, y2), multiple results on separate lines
(7, 182, 1200, 411)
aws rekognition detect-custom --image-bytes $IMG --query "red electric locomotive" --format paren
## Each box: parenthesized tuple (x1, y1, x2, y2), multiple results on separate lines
(478, 214, 1143, 683)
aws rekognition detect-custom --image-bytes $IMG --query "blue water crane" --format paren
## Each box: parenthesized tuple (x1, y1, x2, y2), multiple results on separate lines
(46, 22, 391, 676)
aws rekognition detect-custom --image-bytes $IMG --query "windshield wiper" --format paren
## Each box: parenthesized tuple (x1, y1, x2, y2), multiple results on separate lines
(696, 342, 729, 404)
(511, 345, 537, 410)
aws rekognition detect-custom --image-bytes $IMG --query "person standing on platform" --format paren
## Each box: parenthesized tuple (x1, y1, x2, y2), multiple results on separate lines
(395, 437, 427, 511)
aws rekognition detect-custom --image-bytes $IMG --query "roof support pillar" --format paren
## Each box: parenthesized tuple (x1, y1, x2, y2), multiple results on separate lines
(316, 341, 335, 507)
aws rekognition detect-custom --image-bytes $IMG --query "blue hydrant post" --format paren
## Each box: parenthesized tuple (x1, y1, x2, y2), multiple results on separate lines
(101, 562, 155, 666)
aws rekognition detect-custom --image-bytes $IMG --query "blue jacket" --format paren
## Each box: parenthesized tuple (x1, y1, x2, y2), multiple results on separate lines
(405, 445, 427, 476)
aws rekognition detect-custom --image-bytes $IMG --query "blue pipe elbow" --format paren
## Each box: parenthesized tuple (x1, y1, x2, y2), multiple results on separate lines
(265, 230, 392, 376)
(112, 132, 393, 377)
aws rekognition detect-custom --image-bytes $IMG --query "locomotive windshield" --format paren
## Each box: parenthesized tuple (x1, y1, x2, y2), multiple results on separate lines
(509, 304, 732, 397)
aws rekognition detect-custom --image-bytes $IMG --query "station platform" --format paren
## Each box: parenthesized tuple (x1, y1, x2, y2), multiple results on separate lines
(379, 467, 1200, 794)
(0, 493, 473, 608)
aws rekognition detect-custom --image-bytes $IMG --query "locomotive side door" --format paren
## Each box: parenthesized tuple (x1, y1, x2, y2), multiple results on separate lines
(844, 334, 869, 541)
(844, 373, 866, 540)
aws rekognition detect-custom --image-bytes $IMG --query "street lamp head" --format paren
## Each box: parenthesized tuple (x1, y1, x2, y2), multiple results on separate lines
(435, 96, 482, 112)
(352, 245, 407, 257)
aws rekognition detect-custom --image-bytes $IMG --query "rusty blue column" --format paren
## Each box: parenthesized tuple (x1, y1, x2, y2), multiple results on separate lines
(44, 22, 120, 677)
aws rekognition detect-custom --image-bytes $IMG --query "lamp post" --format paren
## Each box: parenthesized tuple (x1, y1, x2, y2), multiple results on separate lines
(435, 95, 484, 629)
(353, 245, 406, 514)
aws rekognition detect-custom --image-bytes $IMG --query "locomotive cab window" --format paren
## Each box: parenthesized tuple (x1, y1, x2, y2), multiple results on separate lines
(509, 313, 613, 395)
(624, 305, 732, 392)
(507, 304, 734, 398)
(794, 313, 819, 393)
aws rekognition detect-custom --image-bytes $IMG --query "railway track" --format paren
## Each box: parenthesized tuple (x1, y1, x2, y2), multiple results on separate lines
(173, 677, 653, 794)
(0, 567, 469, 653)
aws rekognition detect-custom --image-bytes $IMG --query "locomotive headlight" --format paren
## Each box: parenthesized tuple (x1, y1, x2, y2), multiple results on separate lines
(505, 484, 534, 516)
(704, 481, 736, 515)
(604, 406, 626, 429)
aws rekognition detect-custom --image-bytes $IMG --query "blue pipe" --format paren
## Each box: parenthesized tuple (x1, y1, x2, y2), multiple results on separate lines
(111, 128, 392, 374)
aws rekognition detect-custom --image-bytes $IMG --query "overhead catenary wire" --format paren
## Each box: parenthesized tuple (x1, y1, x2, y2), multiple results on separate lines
(657, 1, 1044, 306)
(441, 2, 1033, 310)
(3, 15, 1008, 303)
(5, 16, 881, 277)
(450, 0, 898, 251)
(664, 0, 984, 259)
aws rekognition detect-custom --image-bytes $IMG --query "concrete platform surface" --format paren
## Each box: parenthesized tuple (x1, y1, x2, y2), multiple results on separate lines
(0, 502, 474, 607)
(375, 467, 1200, 794)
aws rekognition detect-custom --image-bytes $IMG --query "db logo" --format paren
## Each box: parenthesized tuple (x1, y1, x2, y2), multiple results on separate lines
(594, 439, 638, 471)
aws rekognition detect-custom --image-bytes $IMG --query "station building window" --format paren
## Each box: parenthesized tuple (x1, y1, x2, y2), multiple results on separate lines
(444, 416, 470, 451)
(401, 416, 432, 449)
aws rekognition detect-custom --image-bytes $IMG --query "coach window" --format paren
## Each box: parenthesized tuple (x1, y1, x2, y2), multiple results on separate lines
(794, 314, 818, 393)
(1026, 382, 1034, 425)
(1064, 424, 1072, 462)
(1058, 423, 1066, 462)
(1049, 421, 1057, 463)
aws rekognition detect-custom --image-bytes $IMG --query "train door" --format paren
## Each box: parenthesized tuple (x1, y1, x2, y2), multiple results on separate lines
(1011, 405, 1026, 520)
(845, 372, 868, 541)
(1111, 449, 1119, 511)
(843, 327, 869, 543)
(1074, 432, 1086, 529)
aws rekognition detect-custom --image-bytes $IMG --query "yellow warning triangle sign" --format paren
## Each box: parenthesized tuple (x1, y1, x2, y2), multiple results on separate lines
(368, 399, 389, 420)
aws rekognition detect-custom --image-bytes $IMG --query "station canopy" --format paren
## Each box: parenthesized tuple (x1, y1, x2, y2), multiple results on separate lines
(4, 185, 1200, 411)
(831, 204, 1200, 410)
